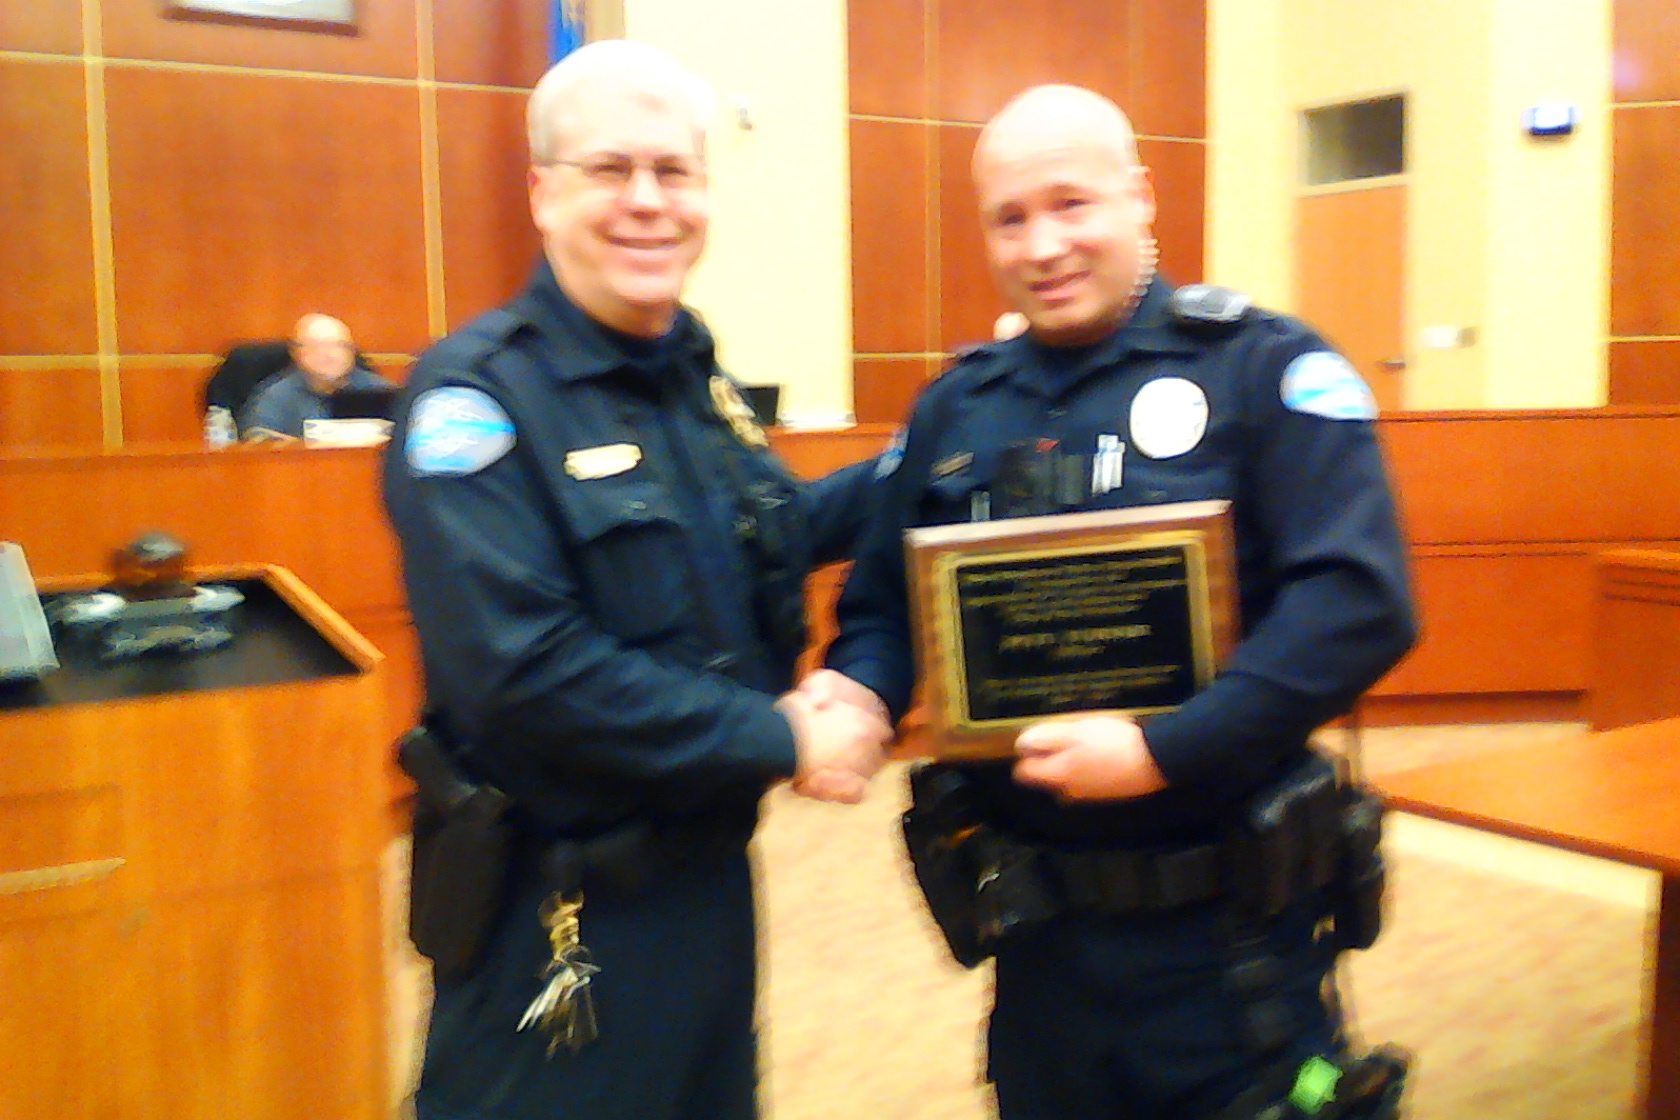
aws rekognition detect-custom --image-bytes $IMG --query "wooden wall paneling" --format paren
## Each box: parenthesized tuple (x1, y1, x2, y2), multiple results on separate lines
(853, 356, 937, 425)
(437, 87, 542, 331)
(1380, 412, 1643, 545)
(235, 449, 403, 616)
(0, 2, 81, 56)
(850, 118, 933, 354)
(1609, 339, 1680, 405)
(105, 67, 431, 356)
(932, 0, 1130, 124)
(0, 58, 99, 356)
(0, 914, 130, 1120)
(1125, 0, 1206, 139)
(122, 681, 386, 898)
(120, 360, 218, 446)
(99, 0, 418, 79)
(1590, 549, 1680, 730)
(0, 366, 105, 454)
(133, 872, 386, 1120)
(1611, 106, 1680, 337)
(368, 354, 416, 384)
(432, 0, 549, 88)
(1612, 0, 1680, 102)
(769, 423, 895, 477)
(1139, 137, 1205, 285)
(1370, 548, 1593, 697)
(936, 124, 1004, 352)
(0, 452, 255, 582)
(847, 0, 928, 118)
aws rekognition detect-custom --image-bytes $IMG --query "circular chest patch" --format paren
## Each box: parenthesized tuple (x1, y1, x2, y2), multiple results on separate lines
(1128, 377, 1209, 459)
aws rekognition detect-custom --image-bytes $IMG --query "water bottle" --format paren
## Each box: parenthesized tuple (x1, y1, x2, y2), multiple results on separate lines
(204, 405, 236, 449)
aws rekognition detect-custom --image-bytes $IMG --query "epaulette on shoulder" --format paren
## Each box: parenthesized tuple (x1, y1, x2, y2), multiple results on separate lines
(1167, 284, 1254, 338)
(426, 307, 527, 373)
(936, 338, 1007, 378)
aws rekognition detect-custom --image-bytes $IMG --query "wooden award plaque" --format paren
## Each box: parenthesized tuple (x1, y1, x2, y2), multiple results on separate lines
(904, 499, 1238, 760)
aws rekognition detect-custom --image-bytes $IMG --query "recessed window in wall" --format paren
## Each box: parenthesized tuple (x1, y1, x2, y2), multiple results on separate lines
(1303, 96, 1405, 186)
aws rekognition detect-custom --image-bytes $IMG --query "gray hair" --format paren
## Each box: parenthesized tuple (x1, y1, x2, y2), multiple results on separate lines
(526, 39, 715, 164)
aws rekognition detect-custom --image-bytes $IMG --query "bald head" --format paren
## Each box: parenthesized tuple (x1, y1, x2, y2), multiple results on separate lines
(527, 39, 713, 164)
(974, 85, 1139, 182)
(291, 313, 355, 392)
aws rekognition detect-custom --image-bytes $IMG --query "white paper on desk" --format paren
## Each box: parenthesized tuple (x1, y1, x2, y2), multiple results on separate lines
(0, 541, 58, 681)
(302, 418, 393, 448)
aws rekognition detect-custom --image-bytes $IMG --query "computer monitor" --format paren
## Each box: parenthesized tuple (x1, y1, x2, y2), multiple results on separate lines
(329, 385, 398, 421)
(740, 384, 780, 426)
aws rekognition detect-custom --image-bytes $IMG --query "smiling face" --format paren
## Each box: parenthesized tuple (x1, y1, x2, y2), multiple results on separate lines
(528, 70, 709, 338)
(974, 86, 1156, 348)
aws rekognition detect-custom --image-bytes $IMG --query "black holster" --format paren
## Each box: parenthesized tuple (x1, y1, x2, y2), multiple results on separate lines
(901, 762, 1057, 968)
(398, 726, 514, 979)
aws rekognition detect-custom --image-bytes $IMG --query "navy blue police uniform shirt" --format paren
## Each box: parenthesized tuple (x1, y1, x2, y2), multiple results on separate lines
(828, 281, 1418, 846)
(383, 260, 855, 837)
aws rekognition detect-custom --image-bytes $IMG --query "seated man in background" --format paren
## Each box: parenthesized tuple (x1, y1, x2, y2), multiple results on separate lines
(239, 313, 395, 438)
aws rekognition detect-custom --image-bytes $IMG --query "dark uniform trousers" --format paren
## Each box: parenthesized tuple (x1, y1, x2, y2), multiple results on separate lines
(987, 893, 1337, 1120)
(416, 846, 759, 1120)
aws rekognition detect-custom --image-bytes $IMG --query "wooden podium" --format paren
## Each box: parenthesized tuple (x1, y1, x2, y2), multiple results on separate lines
(0, 564, 390, 1120)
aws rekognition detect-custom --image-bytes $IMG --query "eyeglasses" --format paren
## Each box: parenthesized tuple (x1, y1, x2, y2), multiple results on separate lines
(542, 153, 707, 193)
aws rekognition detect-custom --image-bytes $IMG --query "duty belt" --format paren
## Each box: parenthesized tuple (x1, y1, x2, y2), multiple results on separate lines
(1048, 840, 1229, 915)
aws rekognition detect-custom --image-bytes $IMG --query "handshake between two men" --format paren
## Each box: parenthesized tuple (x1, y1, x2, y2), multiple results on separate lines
(774, 669, 1170, 806)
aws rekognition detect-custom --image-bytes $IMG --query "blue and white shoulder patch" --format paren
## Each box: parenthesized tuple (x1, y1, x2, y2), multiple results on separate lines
(874, 426, 907, 479)
(405, 386, 516, 476)
(1280, 351, 1378, 420)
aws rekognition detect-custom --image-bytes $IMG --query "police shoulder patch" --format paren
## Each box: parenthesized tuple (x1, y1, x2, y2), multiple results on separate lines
(874, 426, 907, 479)
(405, 386, 516, 476)
(1279, 351, 1377, 421)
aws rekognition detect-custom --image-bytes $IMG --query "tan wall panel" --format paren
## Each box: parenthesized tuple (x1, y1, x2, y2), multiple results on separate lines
(0, 366, 103, 454)
(100, 0, 418, 79)
(0, 59, 97, 356)
(433, 0, 549, 88)
(1611, 105, 1680, 336)
(936, 124, 1003, 352)
(0, 3, 81, 54)
(1127, 0, 1205, 139)
(1140, 137, 1205, 285)
(933, 0, 1129, 124)
(119, 360, 217, 446)
(851, 119, 931, 353)
(847, 0, 928, 118)
(854, 356, 937, 425)
(105, 67, 430, 355)
(1609, 339, 1680, 405)
(437, 87, 542, 330)
(1612, 0, 1680, 102)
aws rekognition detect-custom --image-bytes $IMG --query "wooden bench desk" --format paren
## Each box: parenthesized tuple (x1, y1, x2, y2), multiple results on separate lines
(1377, 718, 1680, 1119)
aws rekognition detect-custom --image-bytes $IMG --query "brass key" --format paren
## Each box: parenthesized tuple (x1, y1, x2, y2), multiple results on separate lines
(516, 892, 600, 1055)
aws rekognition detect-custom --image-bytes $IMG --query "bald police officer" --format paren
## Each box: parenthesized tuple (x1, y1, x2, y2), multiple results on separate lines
(384, 40, 889, 1120)
(812, 85, 1417, 1119)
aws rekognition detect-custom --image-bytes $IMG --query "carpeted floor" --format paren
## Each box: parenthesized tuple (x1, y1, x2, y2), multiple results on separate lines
(385, 721, 1657, 1119)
